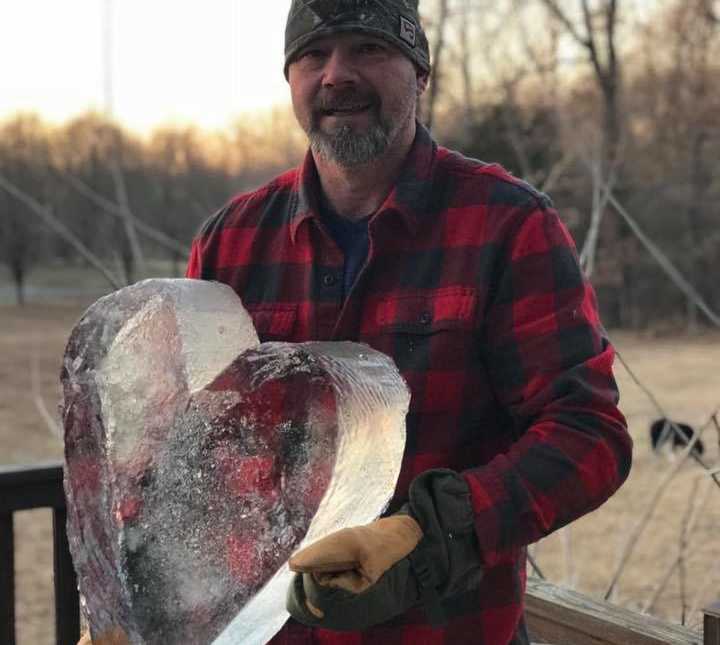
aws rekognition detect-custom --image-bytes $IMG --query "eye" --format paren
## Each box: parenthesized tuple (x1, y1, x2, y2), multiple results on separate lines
(291, 48, 328, 72)
(297, 48, 327, 64)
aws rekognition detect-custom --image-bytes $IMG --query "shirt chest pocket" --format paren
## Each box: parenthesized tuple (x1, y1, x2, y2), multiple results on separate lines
(247, 304, 297, 342)
(373, 288, 477, 372)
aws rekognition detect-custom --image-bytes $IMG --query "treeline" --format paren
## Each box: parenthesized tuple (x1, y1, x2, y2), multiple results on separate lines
(1, 0, 719, 330)
(421, 0, 720, 329)
(0, 110, 306, 303)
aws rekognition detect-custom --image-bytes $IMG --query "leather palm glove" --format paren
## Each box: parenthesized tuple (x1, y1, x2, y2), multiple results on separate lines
(289, 514, 423, 595)
(286, 468, 483, 631)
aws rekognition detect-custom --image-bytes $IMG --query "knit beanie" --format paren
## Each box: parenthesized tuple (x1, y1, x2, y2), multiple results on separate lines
(284, 0, 431, 78)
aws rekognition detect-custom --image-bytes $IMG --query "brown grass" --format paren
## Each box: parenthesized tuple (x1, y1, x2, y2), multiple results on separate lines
(1, 303, 88, 645)
(2, 304, 719, 642)
(533, 330, 720, 632)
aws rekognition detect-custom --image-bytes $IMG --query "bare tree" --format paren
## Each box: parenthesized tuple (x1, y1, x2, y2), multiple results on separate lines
(456, 0, 476, 128)
(538, 0, 623, 167)
(0, 115, 52, 304)
(423, 0, 451, 130)
(532, 0, 631, 326)
(671, 0, 719, 331)
(624, 0, 720, 329)
(0, 174, 122, 290)
(110, 157, 145, 283)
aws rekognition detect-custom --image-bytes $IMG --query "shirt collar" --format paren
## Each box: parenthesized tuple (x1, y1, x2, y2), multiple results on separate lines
(289, 122, 437, 243)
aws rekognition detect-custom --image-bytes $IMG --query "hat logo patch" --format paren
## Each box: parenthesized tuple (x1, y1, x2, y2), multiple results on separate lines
(399, 15, 416, 47)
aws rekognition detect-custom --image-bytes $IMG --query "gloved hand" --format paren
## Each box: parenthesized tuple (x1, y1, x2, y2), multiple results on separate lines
(286, 469, 483, 631)
(289, 514, 423, 595)
(286, 513, 424, 630)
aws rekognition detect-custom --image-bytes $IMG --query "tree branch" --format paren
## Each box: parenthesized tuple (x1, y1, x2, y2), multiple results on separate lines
(607, 0, 618, 80)
(641, 477, 709, 615)
(0, 174, 123, 289)
(109, 158, 146, 275)
(539, 150, 576, 193)
(581, 0, 609, 84)
(602, 409, 714, 600)
(61, 170, 190, 255)
(539, 0, 590, 48)
(30, 345, 62, 439)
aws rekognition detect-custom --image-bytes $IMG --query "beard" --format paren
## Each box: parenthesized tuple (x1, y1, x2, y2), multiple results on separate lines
(310, 120, 390, 167)
(304, 85, 411, 167)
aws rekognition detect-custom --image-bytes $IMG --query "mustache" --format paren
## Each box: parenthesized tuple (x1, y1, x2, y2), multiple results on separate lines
(312, 88, 379, 112)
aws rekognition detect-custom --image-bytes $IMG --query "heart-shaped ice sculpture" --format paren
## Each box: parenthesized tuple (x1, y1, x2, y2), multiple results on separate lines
(61, 279, 409, 644)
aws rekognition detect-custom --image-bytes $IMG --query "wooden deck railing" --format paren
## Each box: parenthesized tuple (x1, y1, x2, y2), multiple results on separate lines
(705, 601, 720, 645)
(0, 462, 79, 645)
(526, 578, 706, 644)
(1, 462, 718, 645)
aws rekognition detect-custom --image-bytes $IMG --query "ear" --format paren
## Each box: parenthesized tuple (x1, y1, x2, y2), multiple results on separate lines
(416, 71, 429, 95)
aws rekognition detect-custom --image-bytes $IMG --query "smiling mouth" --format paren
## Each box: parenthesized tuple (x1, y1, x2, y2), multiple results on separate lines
(322, 105, 371, 116)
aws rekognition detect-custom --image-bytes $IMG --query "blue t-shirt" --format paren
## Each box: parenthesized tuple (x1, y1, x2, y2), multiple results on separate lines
(319, 205, 370, 300)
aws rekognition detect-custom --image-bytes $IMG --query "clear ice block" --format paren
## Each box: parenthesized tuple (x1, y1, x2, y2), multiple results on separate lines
(61, 279, 408, 644)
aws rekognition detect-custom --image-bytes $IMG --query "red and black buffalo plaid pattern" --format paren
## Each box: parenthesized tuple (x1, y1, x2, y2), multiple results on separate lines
(186, 124, 632, 645)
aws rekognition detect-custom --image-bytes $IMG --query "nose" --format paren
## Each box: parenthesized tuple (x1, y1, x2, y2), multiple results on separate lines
(321, 48, 359, 87)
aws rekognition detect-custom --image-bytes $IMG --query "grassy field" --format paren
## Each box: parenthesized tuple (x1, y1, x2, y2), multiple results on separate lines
(1, 300, 719, 643)
(0, 261, 184, 306)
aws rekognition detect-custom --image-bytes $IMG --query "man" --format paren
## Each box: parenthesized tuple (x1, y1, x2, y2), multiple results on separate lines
(184, 1, 632, 642)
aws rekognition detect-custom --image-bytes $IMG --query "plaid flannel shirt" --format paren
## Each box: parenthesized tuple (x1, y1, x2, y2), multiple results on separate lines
(186, 123, 632, 645)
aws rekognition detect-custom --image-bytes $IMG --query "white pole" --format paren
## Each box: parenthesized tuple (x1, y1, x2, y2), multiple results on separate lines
(103, 0, 115, 116)
(231, 0, 239, 115)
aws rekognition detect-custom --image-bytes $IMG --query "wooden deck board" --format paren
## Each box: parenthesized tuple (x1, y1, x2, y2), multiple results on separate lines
(526, 579, 702, 645)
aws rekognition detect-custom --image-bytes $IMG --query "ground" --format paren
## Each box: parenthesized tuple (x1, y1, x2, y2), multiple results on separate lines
(2, 302, 719, 643)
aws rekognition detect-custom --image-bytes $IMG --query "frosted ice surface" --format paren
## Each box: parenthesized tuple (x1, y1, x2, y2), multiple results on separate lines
(62, 279, 408, 644)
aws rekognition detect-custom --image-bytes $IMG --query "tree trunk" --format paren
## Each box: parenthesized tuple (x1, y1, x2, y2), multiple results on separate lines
(459, 0, 474, 129)
(425, 0, 450, 130)
(684, 130, 709, 334)
(11, 260, 25, 306)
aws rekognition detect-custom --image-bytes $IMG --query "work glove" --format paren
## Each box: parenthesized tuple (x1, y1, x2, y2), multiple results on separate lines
(286, 469, 483, 631)
(290, 513, 423, 594)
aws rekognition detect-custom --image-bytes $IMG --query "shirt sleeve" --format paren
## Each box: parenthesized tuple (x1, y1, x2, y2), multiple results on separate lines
(185, 239, 203, 279)
(462, 202, 633, 569)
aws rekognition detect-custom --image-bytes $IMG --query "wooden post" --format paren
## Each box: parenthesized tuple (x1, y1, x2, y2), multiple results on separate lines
(0, 513, 15, 645)
(705, 601, 720, 645)
(53, 507, 80, 645)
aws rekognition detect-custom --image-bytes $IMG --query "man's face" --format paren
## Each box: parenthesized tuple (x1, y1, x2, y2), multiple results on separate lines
(287, 33, 426, 167)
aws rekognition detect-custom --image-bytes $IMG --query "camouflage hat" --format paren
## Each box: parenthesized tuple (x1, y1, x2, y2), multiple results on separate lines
(284, 0, 431, 78)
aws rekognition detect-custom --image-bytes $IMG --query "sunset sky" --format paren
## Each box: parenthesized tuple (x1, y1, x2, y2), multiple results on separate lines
(0, 1, 293, 132)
